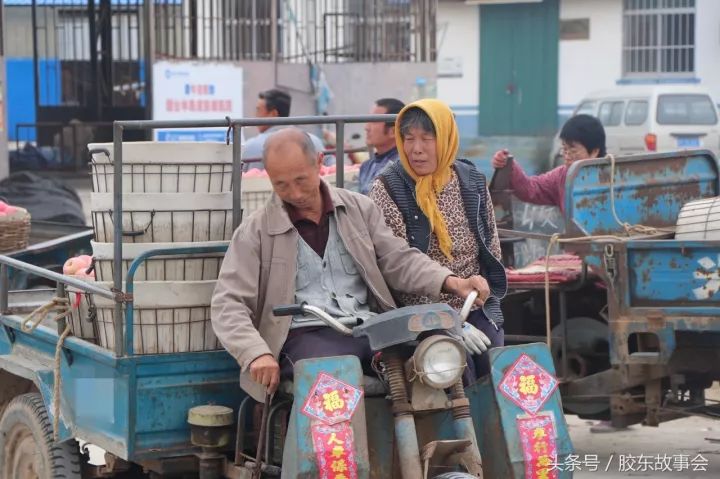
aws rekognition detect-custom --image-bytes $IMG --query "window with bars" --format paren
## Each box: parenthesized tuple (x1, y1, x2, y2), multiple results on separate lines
(153, 0, 434, 63)
(622, 0, 696, 77)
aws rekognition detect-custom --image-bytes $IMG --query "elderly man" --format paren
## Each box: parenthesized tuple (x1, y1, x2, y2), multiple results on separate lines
(212, 128, 490, 401)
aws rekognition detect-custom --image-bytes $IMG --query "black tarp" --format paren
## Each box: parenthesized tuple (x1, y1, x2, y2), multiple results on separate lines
(0, 172, 86, 225)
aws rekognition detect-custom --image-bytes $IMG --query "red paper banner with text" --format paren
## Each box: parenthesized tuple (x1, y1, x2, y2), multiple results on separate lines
(311, 422, 359, 479)
(517, 412, 559, 479)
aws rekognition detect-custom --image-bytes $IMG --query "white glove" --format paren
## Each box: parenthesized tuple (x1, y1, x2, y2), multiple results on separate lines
(461, 322, 492, 355)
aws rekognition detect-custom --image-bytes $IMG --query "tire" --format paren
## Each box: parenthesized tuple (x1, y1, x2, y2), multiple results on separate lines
(0, 393, 82, 479)
(433, 473, 479, 478)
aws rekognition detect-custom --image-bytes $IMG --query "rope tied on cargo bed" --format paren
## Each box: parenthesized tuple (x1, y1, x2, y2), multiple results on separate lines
(21, 296, 71, 333)
(607, 154, 663, 237)
(21, 296, 73, 441)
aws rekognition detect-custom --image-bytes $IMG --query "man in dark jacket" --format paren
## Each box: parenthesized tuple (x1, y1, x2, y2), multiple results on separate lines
(359, 98, 405, 195)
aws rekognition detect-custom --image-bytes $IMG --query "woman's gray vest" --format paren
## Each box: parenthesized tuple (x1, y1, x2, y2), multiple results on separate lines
(378, 159, 507, 326)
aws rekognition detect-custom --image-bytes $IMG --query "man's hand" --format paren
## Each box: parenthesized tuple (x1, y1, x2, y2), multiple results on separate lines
(492, 149, 512, 169)
(249, 354, 280, 394)
(443, 275, 491, 306)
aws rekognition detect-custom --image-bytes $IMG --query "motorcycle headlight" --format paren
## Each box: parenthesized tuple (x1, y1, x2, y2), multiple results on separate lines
(412, 336, 466, 389)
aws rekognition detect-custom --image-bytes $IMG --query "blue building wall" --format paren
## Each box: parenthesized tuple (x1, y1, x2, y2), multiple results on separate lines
(452, 106, 480, 139)
(6, 57, 145, 142)
(6, 58, 61, 142)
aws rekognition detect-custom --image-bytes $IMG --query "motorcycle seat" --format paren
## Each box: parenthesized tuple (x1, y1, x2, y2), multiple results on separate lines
(278, 375, 387, 397)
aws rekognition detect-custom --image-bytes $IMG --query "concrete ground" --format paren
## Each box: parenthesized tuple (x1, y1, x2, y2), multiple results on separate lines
(568, 385, 720, 478)
(569, 415, 720, 478)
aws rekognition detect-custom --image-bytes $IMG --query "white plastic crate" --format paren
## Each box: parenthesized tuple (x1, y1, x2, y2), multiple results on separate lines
(91, 192, 233, 243)
(92, 280, 219, 354)
(91, 241, 227, 282)
(90, 142, 233, 194)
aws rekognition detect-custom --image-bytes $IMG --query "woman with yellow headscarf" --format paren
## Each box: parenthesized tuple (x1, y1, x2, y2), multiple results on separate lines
(369, 99, 508, 380)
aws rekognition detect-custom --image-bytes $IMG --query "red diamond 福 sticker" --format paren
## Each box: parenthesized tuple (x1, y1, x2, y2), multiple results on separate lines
(302, 372, 364, 425)
(498, 354, 558, 415)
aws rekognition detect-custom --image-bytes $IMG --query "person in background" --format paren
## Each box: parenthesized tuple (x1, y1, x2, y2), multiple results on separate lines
(491, 114, 606, 211)
(358, 98, 405, 195)
(369, 99, 507, 381)
(493, 114, 621, 433)
(242, 89, 327, 169)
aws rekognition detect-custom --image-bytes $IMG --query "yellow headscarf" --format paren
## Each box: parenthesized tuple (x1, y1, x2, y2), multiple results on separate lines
(395, 99, 459, 260)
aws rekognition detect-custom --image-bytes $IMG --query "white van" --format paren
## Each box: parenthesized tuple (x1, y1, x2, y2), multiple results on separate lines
(550, 85, 720, 167)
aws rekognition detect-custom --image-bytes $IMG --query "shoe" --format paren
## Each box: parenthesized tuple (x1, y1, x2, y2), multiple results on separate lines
(590, 420, 628, 433)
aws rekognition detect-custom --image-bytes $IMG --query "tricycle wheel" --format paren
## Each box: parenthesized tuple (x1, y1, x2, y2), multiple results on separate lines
(433, 473, 479, 478)
(0, 393, 82, 479)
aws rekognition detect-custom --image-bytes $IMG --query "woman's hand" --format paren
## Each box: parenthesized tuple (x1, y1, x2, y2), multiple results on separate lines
(443, 275, 490, 306)
(461, 322, 492, 355)
(492, 149, 512, 169)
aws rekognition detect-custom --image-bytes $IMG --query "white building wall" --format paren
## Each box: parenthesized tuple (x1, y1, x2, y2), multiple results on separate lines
(437, 0, 720, 135)
(558, 0, 623, 114)
(695, 0, 720, 104)
(559, 0, 720, 112)
(436, 2, 480, 109)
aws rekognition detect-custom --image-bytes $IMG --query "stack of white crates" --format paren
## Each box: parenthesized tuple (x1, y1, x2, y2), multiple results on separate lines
(77, 142, 234, 354)
(69, 141, 361, 353)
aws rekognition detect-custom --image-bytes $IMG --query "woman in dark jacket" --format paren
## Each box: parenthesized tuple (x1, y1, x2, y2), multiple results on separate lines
(369, 98, 507, 379)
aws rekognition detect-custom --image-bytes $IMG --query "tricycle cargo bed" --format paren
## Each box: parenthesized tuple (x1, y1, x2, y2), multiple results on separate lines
(564, 150, 719, 238)
(622, 239, 720, 309)
(0, 314, 243, 461)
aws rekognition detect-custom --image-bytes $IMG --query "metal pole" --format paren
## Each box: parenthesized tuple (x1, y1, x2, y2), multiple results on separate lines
(72, 124, 79, 171)
(55, 282, 67, 336)
(113, 114, 396, 130)
(251, 0, 258, 60)
(99, 0, 113, 113)
(560, 291, 568, 379)
(0, 264, 8, 314)
(88, 0, 100, 118)
(190, 0, 198, 58)
(232, 125, 243, 230)
(143, 0, 155, 123)
(271, 0, 278, 84)
(113, 123, 125, 356)
(31, 1, 40, 120)
(0, 256, 115, 299)
(335, 120, 345, 188)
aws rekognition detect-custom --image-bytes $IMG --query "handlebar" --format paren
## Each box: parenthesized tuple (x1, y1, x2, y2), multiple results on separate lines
(274, 290, 483, 336)
(272, 303, 354, 336)
(459, 291, 479, 323)
(271, 304, 305, 317)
